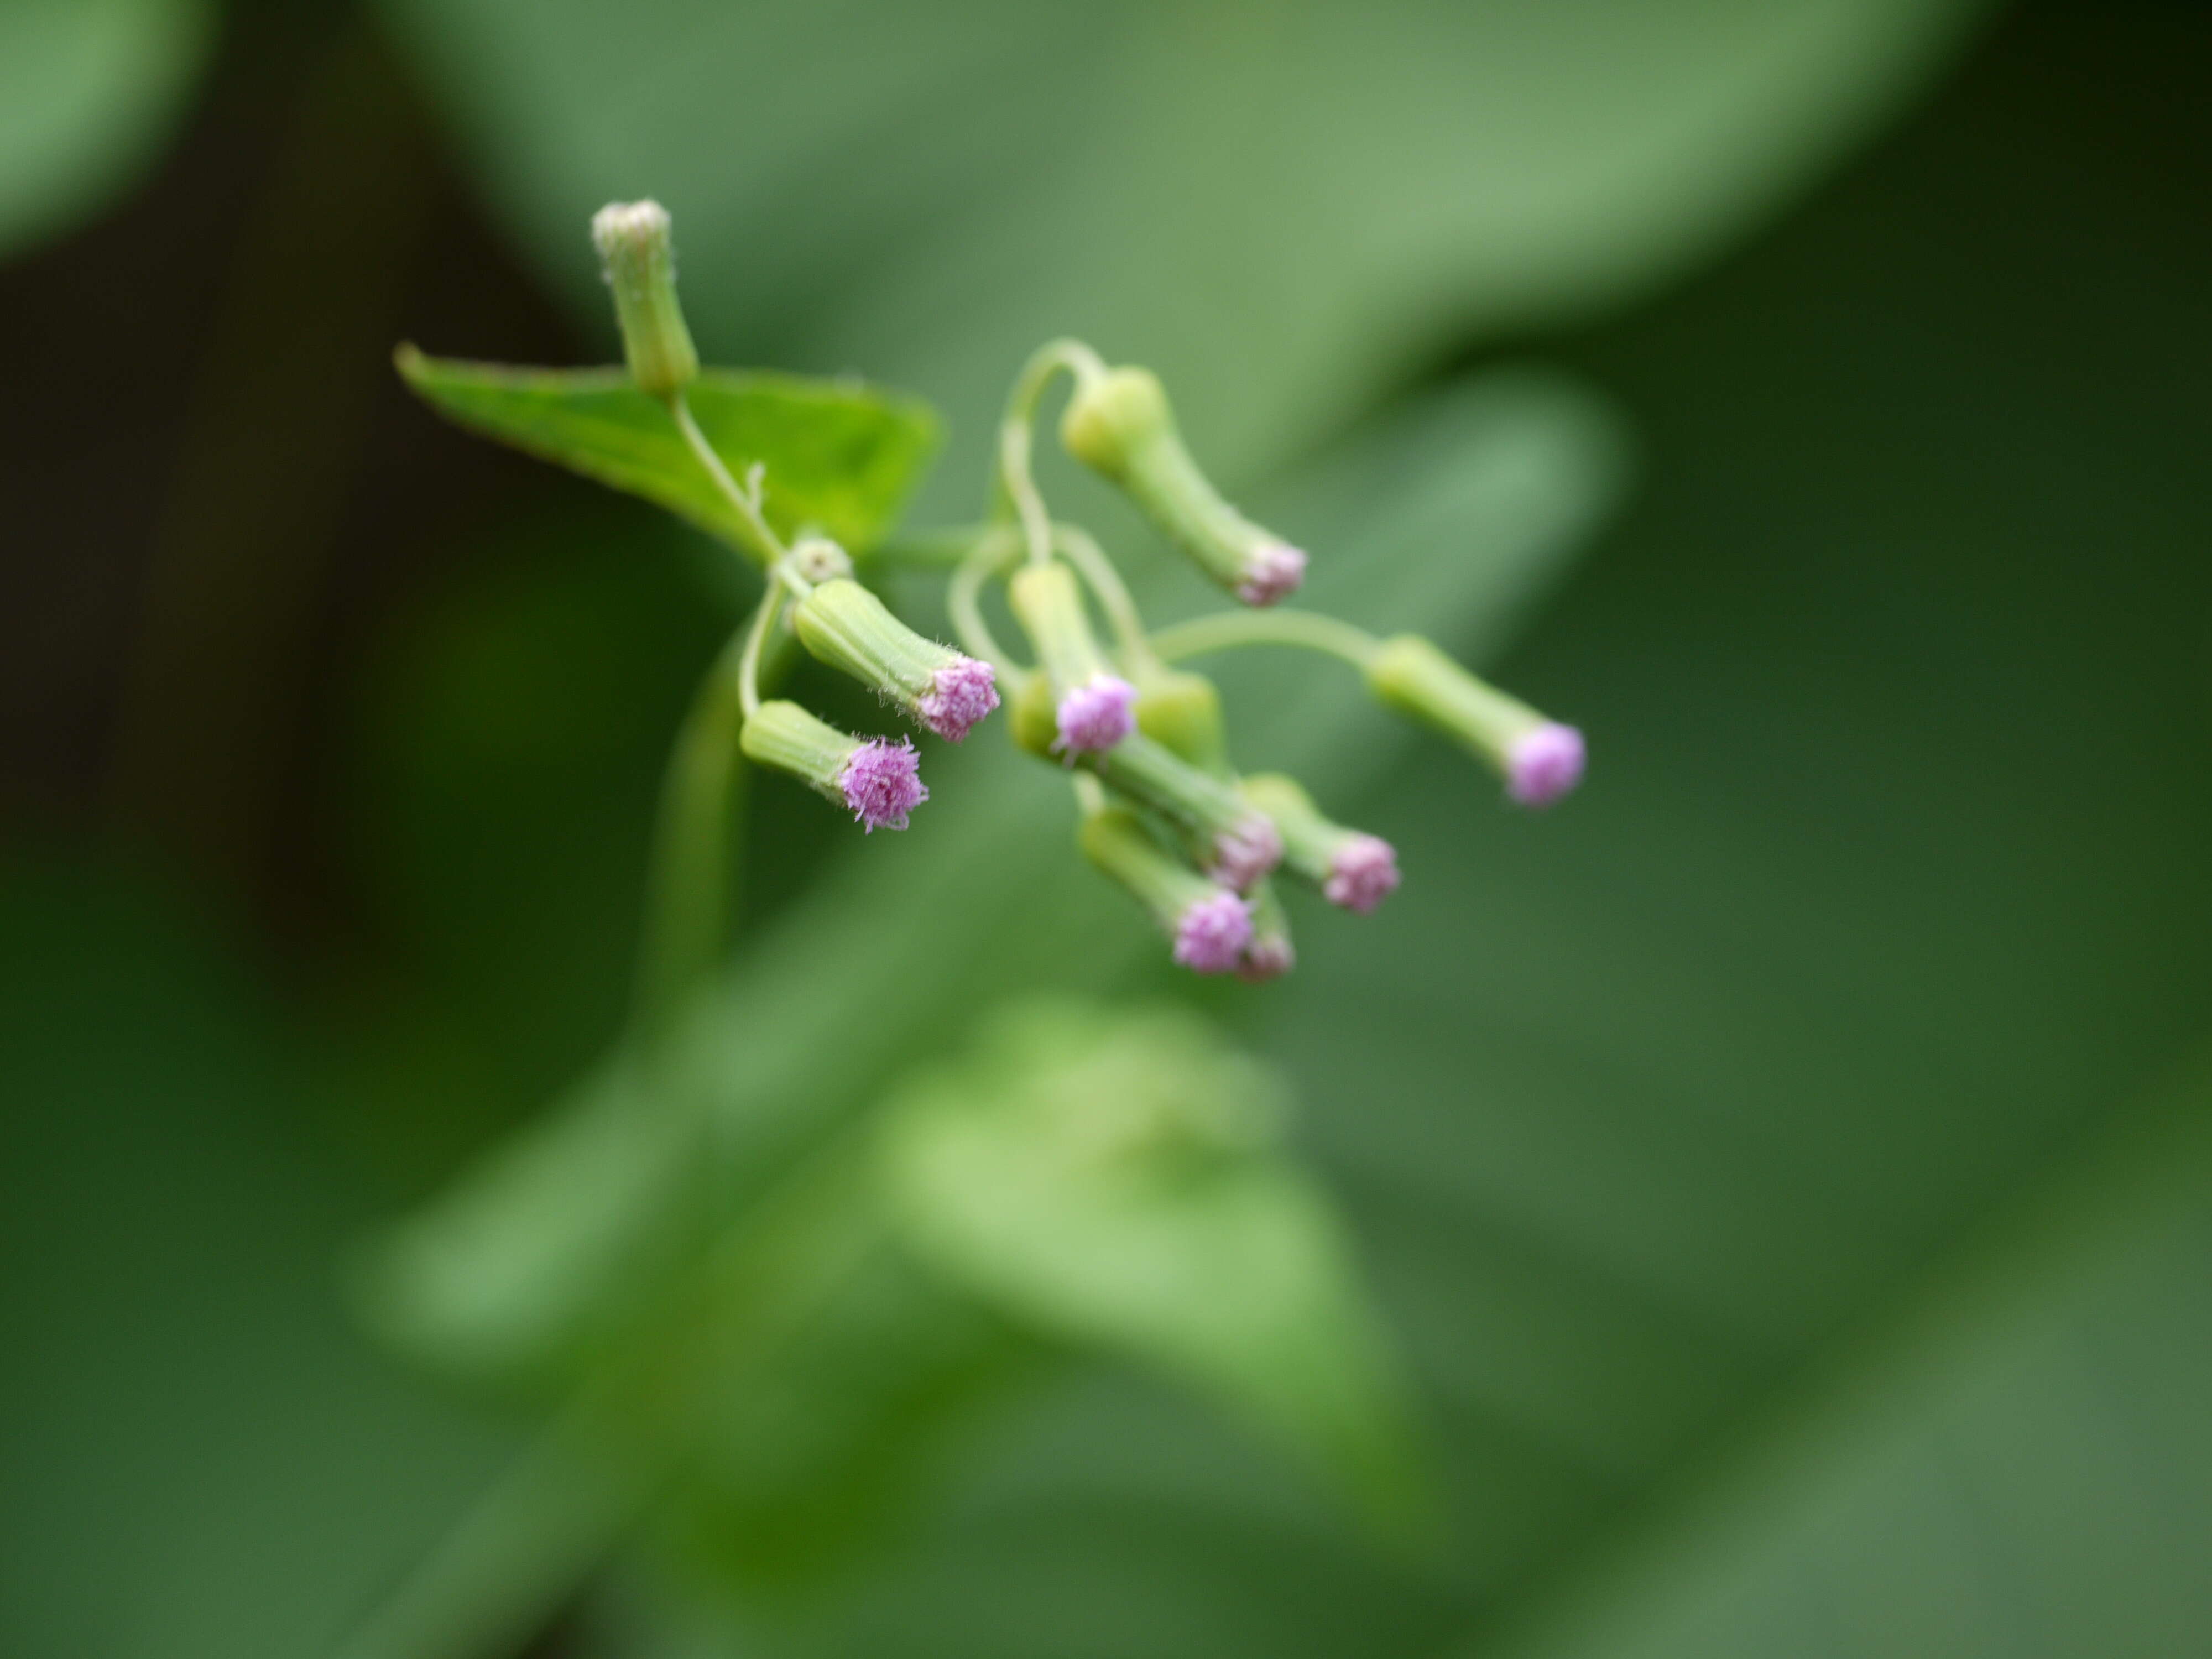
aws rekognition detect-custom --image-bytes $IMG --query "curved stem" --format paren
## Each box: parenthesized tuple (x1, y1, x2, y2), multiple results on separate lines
(1147, 607, 1383, 672)
(947, 529, 1024, 673)
(1052, 524, 1155, 670)
(993, 338, 1107, 566)
(735, 586, 786, 721)
(669, 392, 786, 566)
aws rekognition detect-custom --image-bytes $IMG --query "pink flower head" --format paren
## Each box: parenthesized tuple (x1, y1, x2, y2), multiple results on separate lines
(1236, 933, 1296, 983)
(1235, 540, 1307, 607)
(1053, 673, 1137, 757)
(838, 738, 927, 831)
(1507, 723, 1586, 807)
(917, 656, 999, 743)
(1209, 814, 1282, 892)
(1324, 834, 1401, 914)
(1171, 891, 1252, 974)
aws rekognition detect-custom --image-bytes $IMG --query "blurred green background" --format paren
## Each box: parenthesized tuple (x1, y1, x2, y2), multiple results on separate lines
(3, 1, 2209, 1656)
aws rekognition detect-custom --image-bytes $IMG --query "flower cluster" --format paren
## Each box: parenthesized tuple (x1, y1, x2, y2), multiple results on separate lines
(590, 201, 1584, 978)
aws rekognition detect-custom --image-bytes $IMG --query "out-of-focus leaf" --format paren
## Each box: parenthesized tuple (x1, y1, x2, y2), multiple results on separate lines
(0, 859, 511, 1659)
(393, 348, 938, 553)
(0, 0, 212, 256)
(355, 369, 1626, 1395)
(373, 0, 1991, 493)
(878, 1001, 1423, 1527)
(1481, 1062, 2212, 1659)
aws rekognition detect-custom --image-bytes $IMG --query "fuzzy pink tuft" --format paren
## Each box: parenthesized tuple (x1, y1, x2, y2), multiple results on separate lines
(1171, 892, 1252, 974)
(1053, 674, 1137, 755)
(1234, 540, 1307, 607)
(1324, 835, 1401, 913)
(1236, 934, 1296, 983)
(1209, 814, 1282, 892)
(838, 739, 928, 831)
(918, 656, 999, 743)
(1507, 723, 1585, 807)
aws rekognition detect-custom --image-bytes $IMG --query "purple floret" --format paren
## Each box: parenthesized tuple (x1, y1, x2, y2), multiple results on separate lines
(1209, 814, 1282, 892)
(1324, 835, 1401, 914)
(1172, 891, 1252, 974)
(1053, 674, 1136, 756)
(1506, 723, 1586, 807)
(1234, 540, 1307, 607)
(839, 738, 928, 832)
(918, 656, 999, 743)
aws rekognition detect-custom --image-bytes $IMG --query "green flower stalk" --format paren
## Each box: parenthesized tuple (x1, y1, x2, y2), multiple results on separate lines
(1008, 560, 1135, 754)
(1238, 880, 1296, 982)
(1086, 733, 1282, 892)
(591, 200, 698, 398)
(1240, 773, 1400, 914)
(1365, 634, 1586, 807)
(739, 700, 928, 832)
(1060, 364, 1306, 606)
(793, 575, 1000, 742)
(1079, 804, 1252, 975)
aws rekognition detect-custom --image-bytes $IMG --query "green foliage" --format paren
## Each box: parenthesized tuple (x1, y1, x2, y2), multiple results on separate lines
(373, 0, 1995, 486)
(0, 0, 213, 255)
(879, 1001, 1426, 1531)
(394, 348, 938, 555)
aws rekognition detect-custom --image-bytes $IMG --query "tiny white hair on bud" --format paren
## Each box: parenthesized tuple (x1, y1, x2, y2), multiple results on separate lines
(591, 200, 674, 279)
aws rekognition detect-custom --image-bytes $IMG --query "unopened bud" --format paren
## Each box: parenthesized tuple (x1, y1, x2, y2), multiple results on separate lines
(739, 700, 927, 832)
(1133, 664, 1229, 777)
(1079, 805, 1252, 975)
(1060, 365, 1305, 606)
(1085, 734, 1281, 891)
(792, 576, 999, 743)
(1007, 560, 1133, 755)
(1365, 635, 1585, 807)
(1240, 773, 1400, 912)
(591, 200, 698, 397)
(1237, 881, 1297, 982)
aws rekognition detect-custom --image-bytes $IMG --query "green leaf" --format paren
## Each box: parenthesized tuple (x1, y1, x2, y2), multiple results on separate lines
(877, 1000, 1425, 1529)
(0, 0, 213, 256)
(1481, 1063, 2212, 1659)
(393, 347, 938, 554)
(373, 0, 1992, 488)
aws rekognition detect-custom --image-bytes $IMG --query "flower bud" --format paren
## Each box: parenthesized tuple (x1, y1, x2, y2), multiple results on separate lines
(1240, 773, 1400, 913)
(1007, 560, 1134, 755)
(1007, 669, 1061, 759)
(591, 200, 698, 398)
(1078, 805, 1252, 975)
(1085, 734, 1281, 891)
(792, 576, 999, 743)
(1060, 365, 1306, 606)
(1237, 881, 1297, 982)
(1365, 634, 1585, 807)
(738, 700, 927, 832)
(1132, 664, 1229, 778)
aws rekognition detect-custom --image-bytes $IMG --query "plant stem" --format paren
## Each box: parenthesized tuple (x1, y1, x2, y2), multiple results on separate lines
(327, 1390, 656, 1659)
(669, 392, 786, 566)
(633, 620, 756, 1028)
(1146, 607, 1383, 672)
(1053, 524, 1156, 669)
(994, 338, 1106, 565)
(948, 529, 1024, 672)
